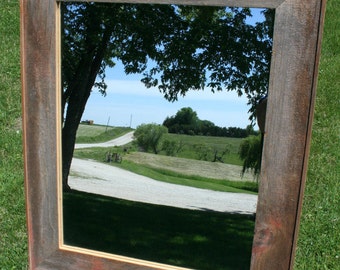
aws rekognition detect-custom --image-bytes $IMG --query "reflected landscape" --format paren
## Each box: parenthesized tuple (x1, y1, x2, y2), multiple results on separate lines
(62, 2, 273, 269)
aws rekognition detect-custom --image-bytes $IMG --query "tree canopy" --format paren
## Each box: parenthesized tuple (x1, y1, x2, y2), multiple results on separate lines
(61, 2, 274, 189)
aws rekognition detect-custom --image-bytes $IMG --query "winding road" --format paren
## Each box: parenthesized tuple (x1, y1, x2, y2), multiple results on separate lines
(70, 132, 258, 214)
(75, 131, 135, 149)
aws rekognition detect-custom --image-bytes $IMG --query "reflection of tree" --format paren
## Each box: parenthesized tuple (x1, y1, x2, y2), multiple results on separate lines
(133, 123, 168, 154)
(239, 134, 262, 179)
(61, 2, 274, 190)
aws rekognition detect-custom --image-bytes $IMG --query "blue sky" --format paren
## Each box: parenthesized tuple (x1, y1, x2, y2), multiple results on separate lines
(82, 68, 252, 128)
(80, 8, 266, 129)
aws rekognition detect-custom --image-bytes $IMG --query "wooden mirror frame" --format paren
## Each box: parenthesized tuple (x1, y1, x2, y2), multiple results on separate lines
(20, 0, 326, 269)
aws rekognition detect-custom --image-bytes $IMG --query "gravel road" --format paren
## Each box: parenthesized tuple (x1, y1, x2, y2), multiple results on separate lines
(71, 132, 257, 214)
(75, 131, 134, 149)
(69, 158, 258, 214)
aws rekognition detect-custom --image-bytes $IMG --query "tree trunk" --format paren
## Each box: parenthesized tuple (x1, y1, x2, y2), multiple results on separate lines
(62, 91, 90, 191)
(62, 31, 111, 190)
(62, 66, 94, 191)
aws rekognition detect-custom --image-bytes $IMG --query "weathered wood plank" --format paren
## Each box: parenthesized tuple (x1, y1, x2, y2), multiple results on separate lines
(250, 0, 326, 269)
(21, 0, 59, 268)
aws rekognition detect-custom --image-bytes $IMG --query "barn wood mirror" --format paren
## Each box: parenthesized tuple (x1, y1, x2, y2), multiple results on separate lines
(62, 3, 269, 268)
(21, 0, 326, 269)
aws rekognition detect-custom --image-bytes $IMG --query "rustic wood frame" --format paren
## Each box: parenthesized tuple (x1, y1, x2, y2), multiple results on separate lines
(21, 0, 326, 269)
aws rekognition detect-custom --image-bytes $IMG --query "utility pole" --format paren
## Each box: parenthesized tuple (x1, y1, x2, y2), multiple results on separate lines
(105, 116, 110, 132)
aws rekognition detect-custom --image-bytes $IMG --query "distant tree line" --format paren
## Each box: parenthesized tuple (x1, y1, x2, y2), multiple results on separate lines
(163, 107, 258, 138)
(133, 119, 262, 177)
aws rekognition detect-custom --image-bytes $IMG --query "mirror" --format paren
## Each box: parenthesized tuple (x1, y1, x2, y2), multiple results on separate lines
(20, 0, 326, 269)
(61, 3, 271, 268)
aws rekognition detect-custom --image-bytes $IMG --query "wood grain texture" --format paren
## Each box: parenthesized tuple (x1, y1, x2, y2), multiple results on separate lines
(21, 0, 326, 269)
(57, 0, 284, 8)
(250, 0, 326, 269)
(21, 0, 59, 268)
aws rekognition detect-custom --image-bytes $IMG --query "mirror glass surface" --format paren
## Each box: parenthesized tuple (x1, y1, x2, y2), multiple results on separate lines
(61, 2, 273, 269)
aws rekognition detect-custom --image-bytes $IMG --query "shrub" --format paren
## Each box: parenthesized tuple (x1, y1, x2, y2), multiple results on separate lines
(239, 135, 262, 179)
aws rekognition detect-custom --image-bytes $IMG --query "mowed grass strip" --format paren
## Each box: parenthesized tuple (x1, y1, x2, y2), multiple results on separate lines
(63, 190, 255, 270)
(123, 151, 254, 182)
(119, 160, 257, 194)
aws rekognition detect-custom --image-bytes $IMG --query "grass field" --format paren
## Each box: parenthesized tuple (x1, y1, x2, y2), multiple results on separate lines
(0, 1, 339, 269)
(161, 133, 244, 165)
(76, 127, 244, 165)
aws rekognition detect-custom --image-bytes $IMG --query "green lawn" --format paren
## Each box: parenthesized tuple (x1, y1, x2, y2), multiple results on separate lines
(0, 1, 339, 269)
(0, 1, 27, 268)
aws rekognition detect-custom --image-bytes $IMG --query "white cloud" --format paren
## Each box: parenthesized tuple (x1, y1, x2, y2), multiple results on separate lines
(104, 79, 247, 102)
